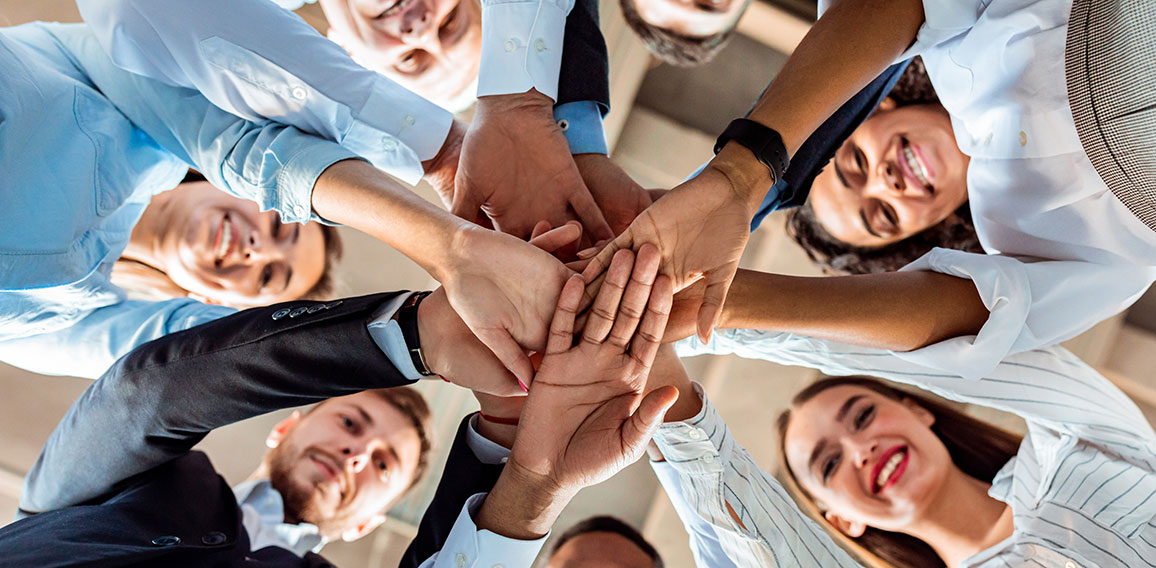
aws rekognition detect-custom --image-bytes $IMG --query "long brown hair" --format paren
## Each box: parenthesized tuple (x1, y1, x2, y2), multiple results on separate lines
(775, 376, 1022, 568)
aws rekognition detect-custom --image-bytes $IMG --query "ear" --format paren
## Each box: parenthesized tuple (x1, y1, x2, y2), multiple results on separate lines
(824, 511, 867, 538)
(266, 411, 302, 449)
(341, 513, 386, 542)
(901, 397, 936, 428)
(876, 96, 898, 112)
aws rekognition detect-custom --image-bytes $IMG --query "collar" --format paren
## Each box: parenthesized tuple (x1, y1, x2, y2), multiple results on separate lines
(233, 479, 326, 556)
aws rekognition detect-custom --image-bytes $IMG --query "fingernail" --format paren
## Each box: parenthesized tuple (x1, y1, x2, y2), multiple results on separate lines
(577, 247, 597, 259)
(518, 379, 529, 393)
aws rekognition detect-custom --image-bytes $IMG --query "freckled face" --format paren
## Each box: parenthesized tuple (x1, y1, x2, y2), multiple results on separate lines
(784, 386, 950, 533)
(321, 0, 481, 109)
(808, 104, 970, 248)
(153, 181, 325, 308)
(267, 391, 422, 538)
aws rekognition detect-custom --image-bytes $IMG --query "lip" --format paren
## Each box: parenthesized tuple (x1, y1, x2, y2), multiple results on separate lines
(378, 0, 417, 21)
(896, 138, 935, 198)
(871, 445, 909, 494)
(212, 214, 240, 266)
(308, 450, 348, 497)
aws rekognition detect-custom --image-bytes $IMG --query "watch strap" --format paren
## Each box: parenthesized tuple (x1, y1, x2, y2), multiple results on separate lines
(714, 118, 788, 184)
(396, 291, 436, 377)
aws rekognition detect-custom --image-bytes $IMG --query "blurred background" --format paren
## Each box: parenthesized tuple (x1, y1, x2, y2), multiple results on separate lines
(3, 1, 1156, 566)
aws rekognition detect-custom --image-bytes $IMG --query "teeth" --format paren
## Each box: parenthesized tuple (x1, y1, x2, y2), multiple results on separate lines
(903, 146, 929, 185)
(216, 219, 232, 261)
(876, 451, 905, 490)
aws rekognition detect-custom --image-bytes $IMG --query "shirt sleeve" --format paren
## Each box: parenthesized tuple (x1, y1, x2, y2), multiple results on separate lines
(554, 101, 608, 155)
(75, 0, 451, 185)
(416, 493, 548, 568)
(477, 0, 574, 100)
(0, 298, 235, 379)
(894, 248, 1156, 379)
(676, 329, 1156, 466)
(652, 385, 865, 568)
(650, 461, 742, 568)
(47, 23, 358, 225)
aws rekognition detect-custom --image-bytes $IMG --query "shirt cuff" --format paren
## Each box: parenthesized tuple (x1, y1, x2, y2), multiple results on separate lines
(477, 0, 569, 100)
(434, 494, 549, 568)
(341, 76, 454, 185)
(554, 101, 608, 155)
(269, 143, 361, 225)
(365, 293, 424, 382)
(466, 414, 512, 465)
(652, 384, 728, 477)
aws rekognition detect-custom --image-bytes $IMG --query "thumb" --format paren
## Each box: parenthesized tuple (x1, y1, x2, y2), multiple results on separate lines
(474, 328, 534, 392)
(622, 386, 680, 454)
(696, 266, 735, 344)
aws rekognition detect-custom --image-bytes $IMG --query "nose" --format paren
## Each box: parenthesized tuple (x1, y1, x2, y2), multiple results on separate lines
(341, 446, 370, 474)
(399, 1, 433, 42)
(846, 437, 879, 469)
(862, 161, 905, 199)
(243, 226, 289, 264)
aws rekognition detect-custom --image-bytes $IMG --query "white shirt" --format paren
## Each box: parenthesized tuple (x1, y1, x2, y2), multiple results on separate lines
(667, 331, 1156, 567)
(815, 0, 1156, 379)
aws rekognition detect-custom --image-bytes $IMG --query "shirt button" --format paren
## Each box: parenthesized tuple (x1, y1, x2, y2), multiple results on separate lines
(404, 114, 416, 126)
(493, 564, 505, 568)
(504, 38, 518, 52)
(534, 38, 547, 53)
(702, 454, 715, 464)
(295, 204, 308, 218)
(289, 307, 309, 318)
(324, 300, 344, 309)
(1065, 562, 1078, 568)
(557, 119, 569, 131)
(455, 553, 468, 567)
(383, 137, 398, 151)
(308, 305, 325, 314)
(291, 86, 307, 100)
(151, 535, 181, 547)
(688, 428, 705, 440)
(201, 531, 227, 545)
(272, 308, 292, 320)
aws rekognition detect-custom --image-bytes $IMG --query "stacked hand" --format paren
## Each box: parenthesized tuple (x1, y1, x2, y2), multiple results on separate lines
(475, 244, 678, 538)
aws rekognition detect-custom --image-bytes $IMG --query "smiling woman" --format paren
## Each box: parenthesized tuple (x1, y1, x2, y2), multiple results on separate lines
(113, 173, 343, 308)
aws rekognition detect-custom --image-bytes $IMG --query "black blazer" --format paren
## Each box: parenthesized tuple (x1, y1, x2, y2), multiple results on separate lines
(0, 293, 504, 567)
(558, 0, 610, 112)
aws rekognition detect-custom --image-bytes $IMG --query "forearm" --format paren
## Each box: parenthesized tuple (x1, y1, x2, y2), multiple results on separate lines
(720, 269, 988, 351)
(475, 463, 572, 540)
(311, 159, 469, 281)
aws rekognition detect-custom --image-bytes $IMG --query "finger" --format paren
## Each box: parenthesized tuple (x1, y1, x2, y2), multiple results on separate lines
(630, 274, 674, 371)
(569, 187, 614, 243)
(621, 386, 680, 457)
(450, 182, 486, 226)
(530, 220, 552, 240)
(474, 328, 535, 392)
(606, 244, 661, 349)
(583, 249, 635, 345)
(528, 222, 582, 254)
(581, 230, 633, 284)
(696, 264, 737, 344)
(547, 275, 585, 355)
(579, 270, 606, 313)
(564, 257, 592, 273)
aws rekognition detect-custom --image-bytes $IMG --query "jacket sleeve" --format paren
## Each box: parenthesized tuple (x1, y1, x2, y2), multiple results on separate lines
(556, 0, 610, 112)
(19, 292, 410, 515)
(400, 416, 506, 568)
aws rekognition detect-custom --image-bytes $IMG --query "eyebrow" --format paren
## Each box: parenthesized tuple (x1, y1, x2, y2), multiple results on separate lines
(292, 225, 300, 245)
(858, 209, 883, 239)
(807, 394, 867, 473)
(282, 267, 293, 295)
(355, 404, 375, 428)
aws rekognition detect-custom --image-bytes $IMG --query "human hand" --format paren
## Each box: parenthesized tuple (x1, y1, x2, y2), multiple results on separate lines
(582, 166, 760, 344)
(422, 119, 468, 212)
(573, 153, 653, 235)
(475, 247, 678, 539)
(439, 222, 579, 388)
(452, 90, 613, 241)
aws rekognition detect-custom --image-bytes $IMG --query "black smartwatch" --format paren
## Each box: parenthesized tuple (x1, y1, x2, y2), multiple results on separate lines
(714, 118, 789, 184)
(393, 291, 437, 377)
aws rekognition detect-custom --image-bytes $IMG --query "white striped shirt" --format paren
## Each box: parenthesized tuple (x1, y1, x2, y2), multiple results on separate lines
(657, 331, 1156, 567)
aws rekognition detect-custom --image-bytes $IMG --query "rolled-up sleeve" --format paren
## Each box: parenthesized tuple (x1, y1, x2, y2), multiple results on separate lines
(76, 0, 451, 185)
(894, 248, 1156, 379)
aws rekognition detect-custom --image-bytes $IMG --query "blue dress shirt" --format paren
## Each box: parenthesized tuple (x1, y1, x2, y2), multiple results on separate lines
(0, 22, 358, 378)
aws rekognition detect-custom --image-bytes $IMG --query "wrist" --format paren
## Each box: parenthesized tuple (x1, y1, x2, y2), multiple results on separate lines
(706, 142, 777, 216)
(415, 288, 454, 377)
(476, 89, 554, 117)
(422, 120, 465, 185)
(476, 459, 573, 540)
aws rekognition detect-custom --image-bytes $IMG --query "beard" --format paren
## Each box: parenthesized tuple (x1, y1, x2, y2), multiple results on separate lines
(266, 441, 361, 539)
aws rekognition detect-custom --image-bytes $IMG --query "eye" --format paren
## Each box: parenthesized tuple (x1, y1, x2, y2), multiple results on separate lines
(260, 265, 273, 289)
(854, 404, 876, 430)
(439, 5, 461, 38)
(822, 452, 841, 482)
(854, 146, 867, 173)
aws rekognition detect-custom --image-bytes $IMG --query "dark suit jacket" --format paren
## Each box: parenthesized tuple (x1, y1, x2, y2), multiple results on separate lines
(558, 0, 610, 113)
(0, 293, 504, 567)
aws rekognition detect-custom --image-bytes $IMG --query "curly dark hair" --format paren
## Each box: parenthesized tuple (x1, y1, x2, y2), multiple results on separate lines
(786, 58, 982, 274)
